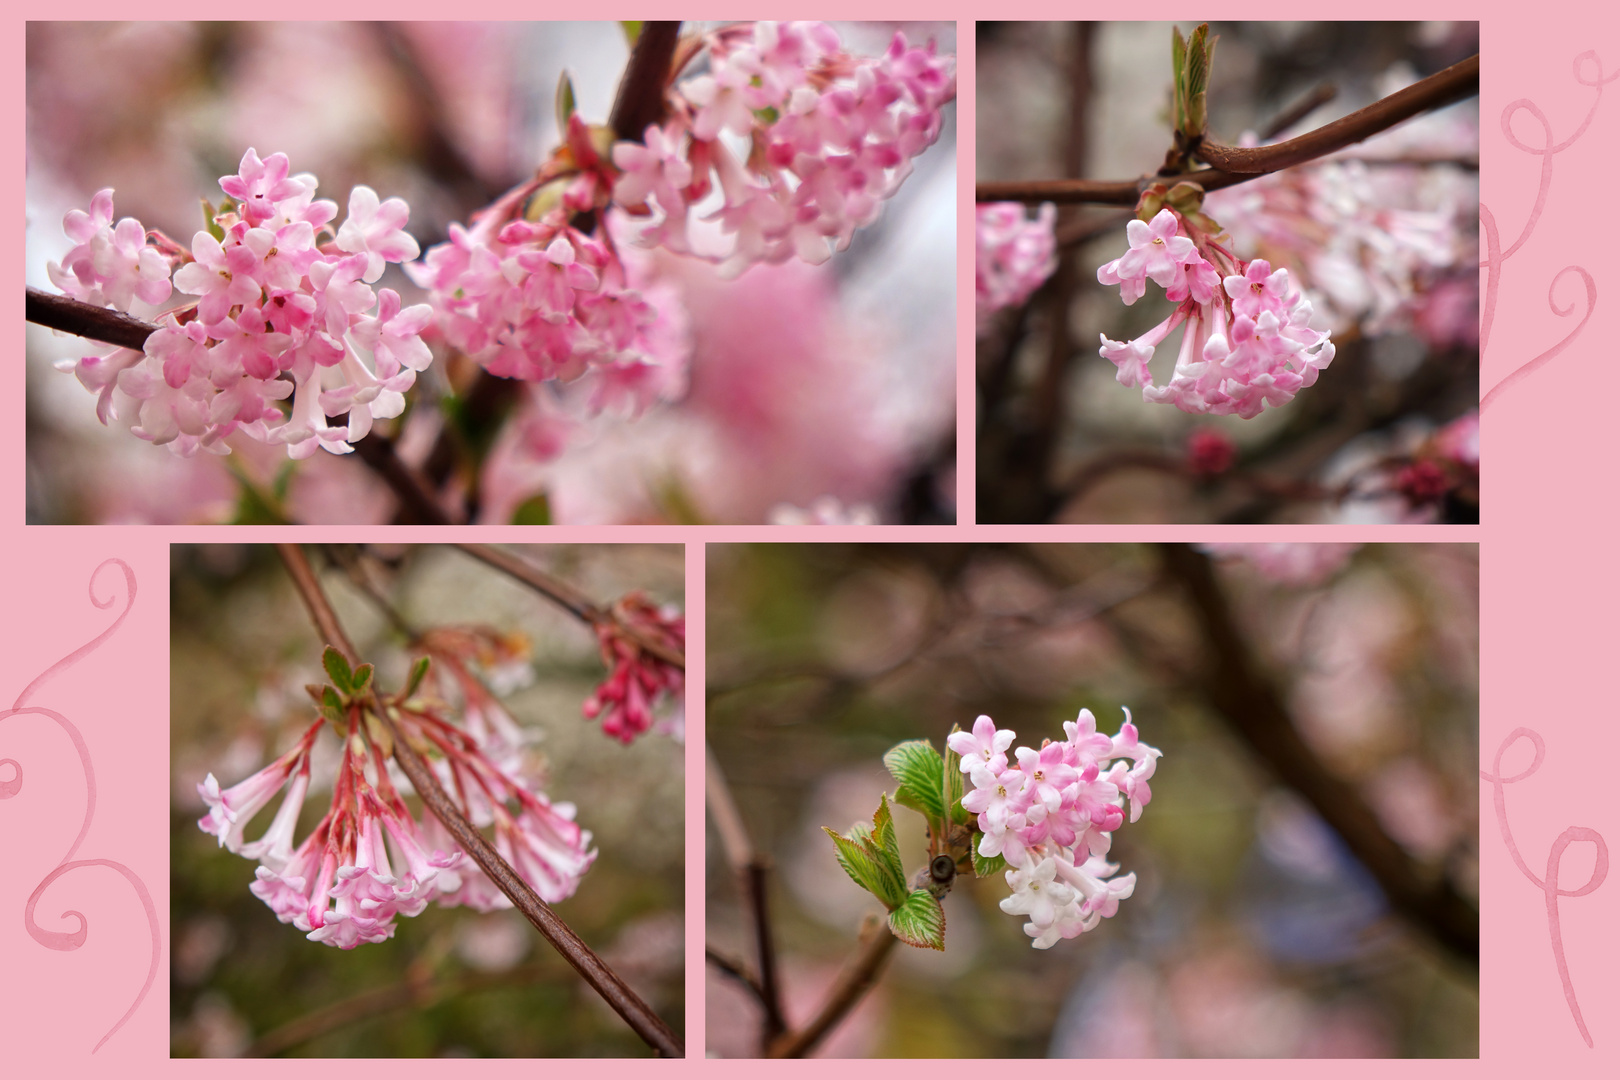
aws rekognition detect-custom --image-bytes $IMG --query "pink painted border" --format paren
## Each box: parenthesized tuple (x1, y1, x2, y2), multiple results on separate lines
(6, 2, 1617, 1075)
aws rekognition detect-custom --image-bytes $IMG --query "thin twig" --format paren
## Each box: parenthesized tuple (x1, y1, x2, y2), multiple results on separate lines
(1259, 80, 1339, 141)
(1157, 543, 1479, 965)
(705, 947, 767, 1007)
(707, 744, 785, 1048)
(975, 54, 1478, 204)
(455, 543, 686, 670)
(27, 287, 156, 350)
(274, 543, 685, 1057)
(767, 922, 898, 1059)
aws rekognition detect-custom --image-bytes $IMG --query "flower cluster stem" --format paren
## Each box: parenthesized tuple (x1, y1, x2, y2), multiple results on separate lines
(274, 543, 684, 1056)
(455, 543, 686, 670)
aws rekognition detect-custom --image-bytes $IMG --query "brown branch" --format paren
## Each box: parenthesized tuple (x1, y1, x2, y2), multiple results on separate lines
(1157, 543, 1478, 965)
(455, 543, 686, 670)
(767, 921, 898, 1059)
(26, 287, 157, 350)
(610, 23, 682, 140)
(976, 53, 1478, 205)
(1196, 54, 1477, 174)
(352, 437, 458, 525)
(274, 543, 684, 1057)
(707, 744, 786, 1050)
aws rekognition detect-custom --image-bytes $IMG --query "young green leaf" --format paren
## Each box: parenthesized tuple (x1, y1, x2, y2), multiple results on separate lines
(351, 662, 373, 693)
(942, 727, 969, 827)
(884, 740, 946, 823)
(863, 796, 910, 908)
(555, 70, 578, 134)
(320, 685, 347, 728)
(971, 847, 1008, 879)
(1171, 25, 1189, 131)
(823, 826, 899, 906)
(201, 198, 225, 243)
(620, 21, 643, 45)
(403, 655, 431, 699)
(887, 888, 946, 950)
(322, 646, 354, 695)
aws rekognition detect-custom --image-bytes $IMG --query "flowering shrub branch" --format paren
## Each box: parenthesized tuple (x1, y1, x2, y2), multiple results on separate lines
(975, 53, 1478, 205)
(247, 544, 684, 1054)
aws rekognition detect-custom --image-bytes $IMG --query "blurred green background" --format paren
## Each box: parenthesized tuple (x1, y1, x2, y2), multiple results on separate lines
(706, 543, 1477, 1057)
(171, 544, 683, 1057)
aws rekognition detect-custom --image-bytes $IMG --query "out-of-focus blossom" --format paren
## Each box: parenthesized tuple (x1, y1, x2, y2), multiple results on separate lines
(1202, 542, 1361, 586)
(975, 202, 1056, 332)
(1186, 427, 1236, 476)
(615, 22, 955, 273)
(769, 496, 880, 525)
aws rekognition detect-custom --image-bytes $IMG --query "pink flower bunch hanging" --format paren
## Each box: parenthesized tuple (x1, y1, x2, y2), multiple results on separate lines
(975, 202, 1056, 333)
(50, 149, 432, 458)
(613, 21, 956, 271)
(948, 708, 1161, 949)
(198, 649, 594, 948)
(1097, 206, 1335, 419)
(583, 595, 685, 745)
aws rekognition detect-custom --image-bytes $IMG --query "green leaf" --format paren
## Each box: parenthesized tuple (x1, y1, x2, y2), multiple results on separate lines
(555, 70, 577, 134)
(862, 797, 910, 909)
(884, 740, 946, 824)
(620, 20, 643, 45)
(323, 646, 354, 695)
(350, 663, 373, 693)
(972, 847, 1008, 879)
(201, 198, 225, 242)
(403, 655, 431, 699)
(887, 888, 946, 950)
(942, 728, 969, 826)
(319, 685, 347, 728)
(1184, 24, 1211, 137)
(511, 492, 552, 525)
(823, 826, 898, 905)
(1170, 26, 1188, 131)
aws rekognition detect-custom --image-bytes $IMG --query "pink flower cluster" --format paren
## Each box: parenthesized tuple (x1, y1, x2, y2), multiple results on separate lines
(583, 595, 685, 745)
(948, 709, 1160, 949)
(198, 669, 595, 948)
(407, 191, 690, 414)
(1098, 208, 1335, 418)
(974, 202, 1057, 333)
(51, 150, 432, 458)
(613, 21, 955, 271)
